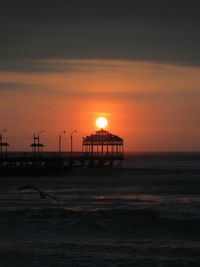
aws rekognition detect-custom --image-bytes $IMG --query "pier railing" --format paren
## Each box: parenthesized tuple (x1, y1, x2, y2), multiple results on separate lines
(0, 151, 124, 171)
(0, 151, 124, 159)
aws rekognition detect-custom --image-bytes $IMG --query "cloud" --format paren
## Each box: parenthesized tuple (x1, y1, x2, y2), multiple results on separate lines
(1, 1, 199, 22)
(57, 89, 200, 102)
(0, 59, 80, 73)
(0, 59, 134, 73)
(0, 82, 54, 93)
(0, 1, 199, 68)
(1, 58, 199, 75)
(0, 82, 31, 90)
(0, 59, 199, 105)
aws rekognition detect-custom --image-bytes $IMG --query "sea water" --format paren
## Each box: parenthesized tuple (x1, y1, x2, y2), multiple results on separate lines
(1, 152, 200, 266)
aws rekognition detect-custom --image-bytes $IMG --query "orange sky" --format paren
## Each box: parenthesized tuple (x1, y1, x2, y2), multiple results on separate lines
(0, 59, 200, 151)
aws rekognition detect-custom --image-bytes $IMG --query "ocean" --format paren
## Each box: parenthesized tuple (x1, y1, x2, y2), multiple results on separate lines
(1, 152, 200, 266)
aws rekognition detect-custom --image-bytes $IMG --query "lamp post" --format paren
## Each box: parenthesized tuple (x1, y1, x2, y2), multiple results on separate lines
(59, 130, 66, 153)
(70, 130, 77, 157)
(38, 130, 45, 153)
(0, 129, 7, 153)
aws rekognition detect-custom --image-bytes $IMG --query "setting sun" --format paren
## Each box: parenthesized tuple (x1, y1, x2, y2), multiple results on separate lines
(96, 117, 108, 129)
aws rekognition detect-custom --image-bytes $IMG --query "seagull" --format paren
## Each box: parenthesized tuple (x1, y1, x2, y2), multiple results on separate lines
(18, 186, 60, 207)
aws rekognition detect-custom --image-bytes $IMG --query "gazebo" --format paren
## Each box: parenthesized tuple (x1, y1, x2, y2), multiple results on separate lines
(82, 129, 124, 157)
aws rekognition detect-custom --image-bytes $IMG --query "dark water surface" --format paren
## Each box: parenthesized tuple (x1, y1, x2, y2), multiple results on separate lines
(1, 153, 200, 266)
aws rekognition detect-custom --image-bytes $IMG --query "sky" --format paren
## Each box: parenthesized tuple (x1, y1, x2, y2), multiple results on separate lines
(0, 0, 200, 151)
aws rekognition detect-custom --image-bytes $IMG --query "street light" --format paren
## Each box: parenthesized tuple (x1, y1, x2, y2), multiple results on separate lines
(0, 129, 7, 153)
(38, 130, 45, 153)
(59, 130, 66, 153)
(70, 130, 77, 156)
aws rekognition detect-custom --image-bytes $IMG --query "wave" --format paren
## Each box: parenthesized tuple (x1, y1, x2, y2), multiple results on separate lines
(2, 207, 200, 222)
(2, 207, 200, 241)
(159, 210, 200, 221)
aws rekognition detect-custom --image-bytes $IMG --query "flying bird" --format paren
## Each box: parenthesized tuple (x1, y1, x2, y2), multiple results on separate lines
(18, 186, 60, 206)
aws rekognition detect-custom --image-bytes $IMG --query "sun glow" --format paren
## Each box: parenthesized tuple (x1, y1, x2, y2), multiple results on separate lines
(96, 117, 108, 129)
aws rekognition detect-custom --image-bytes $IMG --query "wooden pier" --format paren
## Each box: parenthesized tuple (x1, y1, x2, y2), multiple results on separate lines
(0, 129, 124, 174)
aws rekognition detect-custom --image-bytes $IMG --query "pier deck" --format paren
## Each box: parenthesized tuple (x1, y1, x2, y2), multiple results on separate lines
(0, 152, 124, 174)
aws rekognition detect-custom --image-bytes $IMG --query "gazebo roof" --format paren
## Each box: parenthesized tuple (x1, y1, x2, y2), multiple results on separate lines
(83, 129, 123, 142)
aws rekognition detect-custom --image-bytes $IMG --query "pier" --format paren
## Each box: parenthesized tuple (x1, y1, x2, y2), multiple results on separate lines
(0, 129, 124, 174)
(0, 152, 124, 175)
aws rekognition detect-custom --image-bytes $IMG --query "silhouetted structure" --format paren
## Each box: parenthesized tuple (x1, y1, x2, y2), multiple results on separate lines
(70, 130, 77, 156)
(59, 130, 66, 153)
(0, 129, 124, 174)
(30, 133, 44, 153)
(82, 129, 124, 156)
(0, 130, 9, 154)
